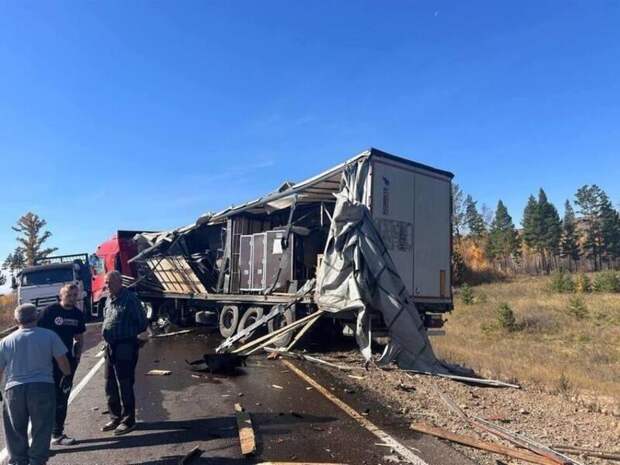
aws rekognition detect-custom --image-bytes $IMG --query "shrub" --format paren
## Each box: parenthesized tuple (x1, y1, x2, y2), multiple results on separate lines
(549, 271, 575, 293)
(592, 271, 620, 293)
(460, 283, 474, 305)
(476, 292, 488, 304)
(567, 296, 588, 320)
(555, 372, 573, 396)
(497, 303, 517, 331)
(575, 273, 592, 293)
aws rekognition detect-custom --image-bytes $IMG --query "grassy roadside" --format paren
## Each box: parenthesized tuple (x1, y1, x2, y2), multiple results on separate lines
(433, 275, 620, 405)
(0, 293, 17, 331)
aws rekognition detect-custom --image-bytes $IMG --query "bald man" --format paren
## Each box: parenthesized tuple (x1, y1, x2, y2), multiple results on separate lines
(0, 304, 71, 465)
(101, 271, 147, 436)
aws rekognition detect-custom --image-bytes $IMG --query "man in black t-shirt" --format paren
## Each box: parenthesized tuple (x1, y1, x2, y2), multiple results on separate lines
(38, 283, 86, 445)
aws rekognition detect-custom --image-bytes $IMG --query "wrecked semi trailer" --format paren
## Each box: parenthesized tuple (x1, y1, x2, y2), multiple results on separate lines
(127, 148, 454, 348)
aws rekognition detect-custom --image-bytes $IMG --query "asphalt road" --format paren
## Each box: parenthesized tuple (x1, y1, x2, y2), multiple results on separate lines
(0, 325, 476, 465)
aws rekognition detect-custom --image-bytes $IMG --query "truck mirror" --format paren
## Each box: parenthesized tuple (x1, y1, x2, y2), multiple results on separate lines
(11, 276, 17, 290)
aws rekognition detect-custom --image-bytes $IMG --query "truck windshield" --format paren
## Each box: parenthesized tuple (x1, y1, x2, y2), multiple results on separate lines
(21, 268, 75, 286)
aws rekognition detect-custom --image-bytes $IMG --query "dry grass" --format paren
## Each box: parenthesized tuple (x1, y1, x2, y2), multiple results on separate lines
(0, 293, 17, 331)
(434, 275, 620, 401)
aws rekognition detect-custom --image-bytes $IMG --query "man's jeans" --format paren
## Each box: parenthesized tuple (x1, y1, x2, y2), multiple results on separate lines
(52, 358, 77, 437)
(2, 383, 55, 465)
(104, 339, 139, 426)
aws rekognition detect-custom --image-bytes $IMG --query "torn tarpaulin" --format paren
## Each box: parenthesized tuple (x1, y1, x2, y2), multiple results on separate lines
(315, 157, 449, 373)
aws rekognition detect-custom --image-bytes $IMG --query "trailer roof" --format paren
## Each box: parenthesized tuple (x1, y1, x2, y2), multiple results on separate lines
(207, 148, 453, 223)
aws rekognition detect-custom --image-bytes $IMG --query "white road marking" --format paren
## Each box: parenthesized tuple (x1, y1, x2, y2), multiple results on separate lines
(281, 359, 431, 465)
(0, 357, 105, 463)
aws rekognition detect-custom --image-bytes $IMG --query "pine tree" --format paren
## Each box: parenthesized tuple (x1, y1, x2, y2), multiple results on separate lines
(522, 195, 539, 250)
(521, 190, 561, 273)
(560, 200, 580, 270)
(464, 195, 486, 238)
(8, 212, 58, 267)
(486, 200, 520, 271)
(538, 189, 562, 271)
(599, 192, 620, 266)
(575, 185, 605, 270)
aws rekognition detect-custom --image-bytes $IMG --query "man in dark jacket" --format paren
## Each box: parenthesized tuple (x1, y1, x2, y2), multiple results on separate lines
(38, 283, 86, 445)
(101, 271, 147, 436)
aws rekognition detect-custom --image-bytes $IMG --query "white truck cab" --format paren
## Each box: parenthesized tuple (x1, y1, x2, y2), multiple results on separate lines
(14, 254, 92, 314)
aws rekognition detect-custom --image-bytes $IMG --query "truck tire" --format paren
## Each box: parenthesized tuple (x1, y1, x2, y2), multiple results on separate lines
(267, 305, 296, 348)
(237, 306, 264, 343)
(219, 305, 240, 338)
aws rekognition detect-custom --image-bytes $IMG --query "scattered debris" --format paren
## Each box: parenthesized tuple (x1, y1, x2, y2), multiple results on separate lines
(427, 382, 582, 465)
(272, 384, 284, 390)
(177, 445, 203, 465)
(186, 353, 247, 374)
(265, 348, 363, 371)
(347, 375, 365, 380)
(146, 369, 172, 376)
(234, 403, 256, 456)
(410, 423, 560, 465)
(403, 369, 520, 389)
(153, 329, 193, 338)
(552, 445, 620, 462)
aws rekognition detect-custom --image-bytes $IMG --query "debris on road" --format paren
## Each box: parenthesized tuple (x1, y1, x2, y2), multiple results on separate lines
(152, 329, 193, 338)
(264, 348, 363, 371)
(234, 403, 256, 456)
(409, 423, 560, 465)
(146, 369, 172, 376)
(272, 384, 284, 390)
(177, 445, 203, 465)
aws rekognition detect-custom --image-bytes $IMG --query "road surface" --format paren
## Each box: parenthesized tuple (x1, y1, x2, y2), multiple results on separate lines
(0, 324, 476, 465)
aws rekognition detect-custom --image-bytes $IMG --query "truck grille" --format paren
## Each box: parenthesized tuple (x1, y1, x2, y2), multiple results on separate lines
(30, 296, 59, 310)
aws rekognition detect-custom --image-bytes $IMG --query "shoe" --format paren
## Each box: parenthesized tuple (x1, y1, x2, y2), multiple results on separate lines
(113, 422, 136, 436)
(51, 434, 77, 445)
(101, 419, 121, 432)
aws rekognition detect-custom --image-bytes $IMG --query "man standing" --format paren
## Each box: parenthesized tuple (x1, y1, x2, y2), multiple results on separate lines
(101, 271, 147, 436)
(38, 283, 86, 445)
(0, 304, 71, 465)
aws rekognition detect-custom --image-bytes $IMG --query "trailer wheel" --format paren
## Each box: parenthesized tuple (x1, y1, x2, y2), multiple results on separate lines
(237, 306, 264, 343)
(267, 305, 296, 348)
(219, 305, 240, 338)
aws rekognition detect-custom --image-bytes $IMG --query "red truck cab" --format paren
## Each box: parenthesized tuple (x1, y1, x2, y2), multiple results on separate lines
(90, 230, 142, 315)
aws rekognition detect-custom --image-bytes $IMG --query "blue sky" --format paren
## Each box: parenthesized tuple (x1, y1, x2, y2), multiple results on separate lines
(1, 1, 619, 287)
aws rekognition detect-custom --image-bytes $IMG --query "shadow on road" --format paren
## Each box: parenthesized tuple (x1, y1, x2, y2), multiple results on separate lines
(51, 412, 338, 457)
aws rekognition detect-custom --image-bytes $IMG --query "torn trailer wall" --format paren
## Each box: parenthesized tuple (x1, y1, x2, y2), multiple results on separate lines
(315, 156, 449, 373)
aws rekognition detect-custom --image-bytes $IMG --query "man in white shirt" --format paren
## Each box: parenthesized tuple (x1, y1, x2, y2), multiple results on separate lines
(0, 304, 71, 465)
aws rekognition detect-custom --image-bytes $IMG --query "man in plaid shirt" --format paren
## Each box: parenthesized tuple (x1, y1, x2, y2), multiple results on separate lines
(101, 271, 147, 436)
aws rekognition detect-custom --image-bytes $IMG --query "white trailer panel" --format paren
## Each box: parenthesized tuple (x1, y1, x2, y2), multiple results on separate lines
(369, 154, 452, 306)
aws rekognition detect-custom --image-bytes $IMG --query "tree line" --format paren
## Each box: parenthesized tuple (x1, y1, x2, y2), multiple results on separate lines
(453, 184, 620, 276)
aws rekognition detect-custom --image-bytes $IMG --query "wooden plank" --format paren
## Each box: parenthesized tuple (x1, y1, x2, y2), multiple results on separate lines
(410, 423, 561, 465)
(234, 403, 256, 455)
(285, 312, 323, 351)
(232, 311, 324, 354)
(177, 445, 203, 465)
